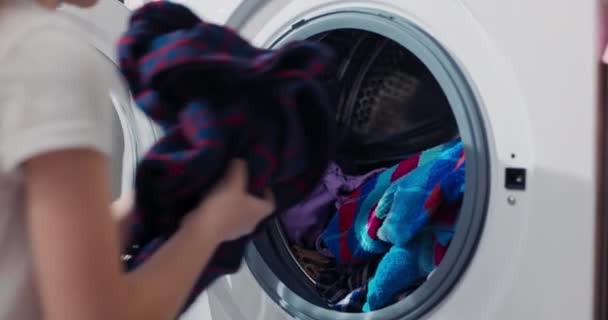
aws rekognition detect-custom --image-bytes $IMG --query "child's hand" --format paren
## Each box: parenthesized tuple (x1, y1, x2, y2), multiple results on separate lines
(188, 159, 275, 242)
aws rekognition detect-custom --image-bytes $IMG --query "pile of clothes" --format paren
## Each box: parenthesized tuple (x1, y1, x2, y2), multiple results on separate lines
(281, 139, 465, 312)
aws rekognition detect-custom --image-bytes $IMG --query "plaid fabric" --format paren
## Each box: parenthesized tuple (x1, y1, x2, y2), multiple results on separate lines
(117, 1, 335, 311)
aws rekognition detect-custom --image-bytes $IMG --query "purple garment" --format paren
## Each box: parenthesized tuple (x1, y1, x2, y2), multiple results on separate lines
(280, 163, 384, 246)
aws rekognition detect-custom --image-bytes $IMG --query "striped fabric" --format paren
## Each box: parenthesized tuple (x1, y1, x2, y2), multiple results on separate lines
(116, 1, 335, 311)
(321, 141, 460, 263)
(320, 140, 465, 311)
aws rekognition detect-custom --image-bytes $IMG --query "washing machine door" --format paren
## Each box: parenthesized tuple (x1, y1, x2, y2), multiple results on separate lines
(182, 1, 492, 319)
(59, 0, 160, 199)
(182, 1, 599, 320)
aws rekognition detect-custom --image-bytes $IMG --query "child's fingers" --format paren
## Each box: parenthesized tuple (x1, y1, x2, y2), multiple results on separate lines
(248, 191, 275, 217)
(263, 188, 274, 203)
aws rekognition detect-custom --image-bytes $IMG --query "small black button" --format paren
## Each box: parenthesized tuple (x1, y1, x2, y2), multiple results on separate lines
(505, 168, 526, 190)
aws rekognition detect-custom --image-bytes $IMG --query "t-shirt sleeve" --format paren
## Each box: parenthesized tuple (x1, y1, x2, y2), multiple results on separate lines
(0, 27, 115, 172)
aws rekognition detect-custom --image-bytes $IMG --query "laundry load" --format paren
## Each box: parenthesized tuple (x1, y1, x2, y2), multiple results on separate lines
(321, 139, 464, 311)
(117, 1, 335, 311)
(281, 163, 384, 247)
(285, 140, 464, 312)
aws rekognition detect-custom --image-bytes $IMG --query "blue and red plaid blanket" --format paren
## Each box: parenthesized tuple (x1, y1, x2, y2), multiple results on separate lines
(117, 1, 335, 310)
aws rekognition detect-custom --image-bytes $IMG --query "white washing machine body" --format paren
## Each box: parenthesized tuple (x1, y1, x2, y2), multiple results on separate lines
(176, 1, 603, 320)
(67, 1, 604, 320)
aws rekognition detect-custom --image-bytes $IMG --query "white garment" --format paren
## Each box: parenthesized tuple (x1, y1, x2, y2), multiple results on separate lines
(0, 1, 117, 319)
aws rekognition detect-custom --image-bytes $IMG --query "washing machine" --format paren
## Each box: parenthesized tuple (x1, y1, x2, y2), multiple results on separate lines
(65, 0, 606, 319)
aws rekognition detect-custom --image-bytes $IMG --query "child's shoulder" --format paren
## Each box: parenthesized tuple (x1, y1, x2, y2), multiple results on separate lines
(0, 1, 98, 66)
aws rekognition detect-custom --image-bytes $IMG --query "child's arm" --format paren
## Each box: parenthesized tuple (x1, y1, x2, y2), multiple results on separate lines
(24, 151, 273, 320)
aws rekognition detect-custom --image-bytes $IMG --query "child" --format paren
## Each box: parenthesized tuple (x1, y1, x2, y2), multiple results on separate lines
(0, 1, 275, 319)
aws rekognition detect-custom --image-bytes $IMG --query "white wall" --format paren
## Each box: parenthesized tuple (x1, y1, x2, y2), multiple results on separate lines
(123, 0, 242, 25)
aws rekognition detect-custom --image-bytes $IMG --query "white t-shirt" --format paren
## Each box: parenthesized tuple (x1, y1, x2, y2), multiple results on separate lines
(0, 1, 117, 319)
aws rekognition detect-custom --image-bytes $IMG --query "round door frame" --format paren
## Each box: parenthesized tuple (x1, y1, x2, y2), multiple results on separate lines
(229, 7, 491, 320)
